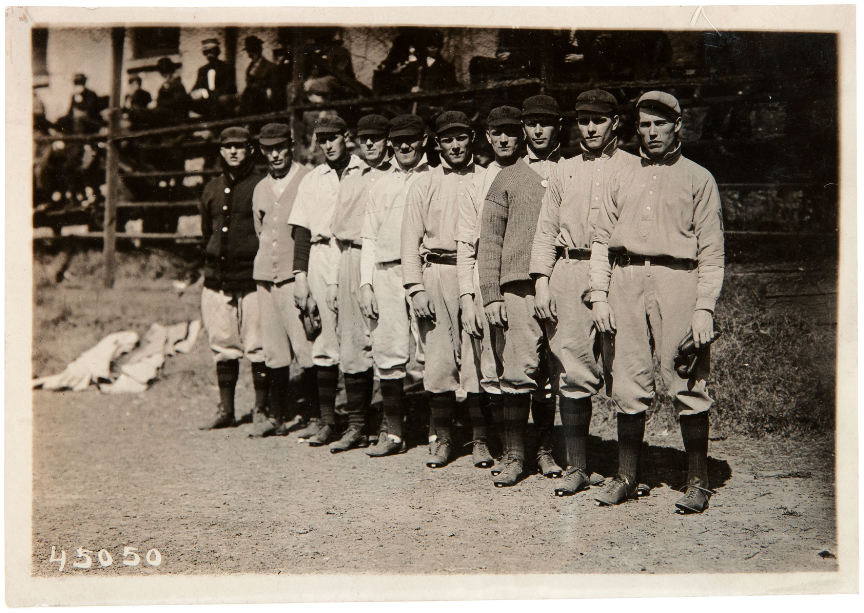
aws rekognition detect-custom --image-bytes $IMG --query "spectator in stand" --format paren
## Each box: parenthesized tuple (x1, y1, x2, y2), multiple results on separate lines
(404, 30, 458, 93)
(152, 57, 190, 126)
(469, 28, 538, 84)
(270, 45, 292, 110)
(57, 73, 104, 134)
(123, 75, 152, 115)
(190, 38, 237, 118)
(304, 29, 370, 101)
(372, 27, 424, 94)
(239, 35, 277, 116)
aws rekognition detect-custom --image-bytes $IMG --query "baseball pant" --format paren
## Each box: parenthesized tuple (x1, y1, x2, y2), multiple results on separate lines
(607, 261, 712, 416)
(370, 261, 420, 380)
(256, 279, 314, 370)
(201, 286, 264, 363)
(471, 266, 502, 394)
(337, 245, 373, 375)
(498, 280, 556, 396)
(545, 259, 603, 400)
(416, 262, 481, 394)
(307, 240, 340, 368)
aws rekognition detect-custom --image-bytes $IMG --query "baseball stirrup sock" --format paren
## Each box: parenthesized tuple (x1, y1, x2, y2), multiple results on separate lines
(560, 397, 592, 471)
(251, 362, 270, 410)
(380, 378, 406, 439)
(680, 412, 710, 483)
(466, 393, 488, 441)
(428, 392, 456, 441)
(503, 393, 531, 462)
(617, 412, 646, 482)
(300, 368, 319, 420)
(268, 365, 292, 422)
(316, 365, 340, 426)
(531, 397, 556, 451)
(216, 359, 240, 413)
(344, 370, 374, 428)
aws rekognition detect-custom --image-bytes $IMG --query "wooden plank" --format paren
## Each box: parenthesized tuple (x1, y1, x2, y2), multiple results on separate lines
(120, 169, 220, 179)
(103, 26, 125, 288)
(115, 200, 198, 209)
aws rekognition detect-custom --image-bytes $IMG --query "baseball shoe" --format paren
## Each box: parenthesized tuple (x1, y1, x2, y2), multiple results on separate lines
(248, 408, 280, 438)
(306, 424, 335, 446)
(366, 433, 407, 457)
(274, 413, 305, 435)
(470, 440, 494, 468)
(536, 450, 563, 478)
(199, 404, 235, 430)
(426, 438, 453, 468)
(555, 467, 591, 496)
(493, 456, 524, 488)
(329, 425, 369, 453)
(594, 475, 637, 506)
(674, 479, 715, 514)
(294, 417, 322, 439)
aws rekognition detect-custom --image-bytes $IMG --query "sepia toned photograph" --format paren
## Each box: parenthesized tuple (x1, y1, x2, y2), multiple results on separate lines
(5, 4, 857, 606)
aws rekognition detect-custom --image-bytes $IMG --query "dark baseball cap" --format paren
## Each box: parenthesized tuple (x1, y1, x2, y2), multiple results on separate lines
(434, 110, 472, 135)
(258, 123, 292, 146)
(487, 105, 522, 128)
(389, 114, 426, 138)
(636, 90, 681, 119)
(356, 114, 390, 137)
(522, 94, 560, 119)
(314, 115, 347, 135)
(219, 126, 251, 145)
(574, 89, 618, 115)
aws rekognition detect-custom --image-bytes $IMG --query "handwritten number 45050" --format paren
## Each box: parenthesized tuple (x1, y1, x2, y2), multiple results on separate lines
(49, 546, 161, 572)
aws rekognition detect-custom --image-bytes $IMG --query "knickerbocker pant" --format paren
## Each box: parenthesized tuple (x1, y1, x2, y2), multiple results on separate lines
(307, 240, 340, 368)
(498, 280, 556, 397)
(337, 245, 373, 375)
(201, 286, 264, 363)
(607, 261, 712, 416)
(471, 265, 502, 394)
(370, 261, 419, 380)
(256, 279, 314, 370)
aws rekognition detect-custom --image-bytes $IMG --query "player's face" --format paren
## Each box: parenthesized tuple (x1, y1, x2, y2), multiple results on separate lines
(523, 116, 559, 156)
(637, 108, 681, 157)
(220, 143, 249, 167)
(390, 134, 426, 170)
(319, 132, 348, 162)
(437, 129, 472, 168)
(486, 125, 523, 163)
(577, 112, 618, 152)
(261, 144, 292, 174)
(358, 134, 387, 167)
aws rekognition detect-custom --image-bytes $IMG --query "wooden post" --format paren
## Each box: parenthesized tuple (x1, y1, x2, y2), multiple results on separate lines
(103, 26, 125, 288)
(290, 28, 305, 160)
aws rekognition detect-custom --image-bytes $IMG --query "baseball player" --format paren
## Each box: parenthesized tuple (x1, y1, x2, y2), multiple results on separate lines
(359, 114, 430, 457)
(401, 110, 487, 469)
(455, 105, 525, 468)
(589, 91, 724, 513)
(249, 123, 314, 438)
(289, 115, 367, 446)
(477, 95, 564, 486)
(326, 114, 394, 452)
(199, 127, 268, 430)
(530, 89, 637, 494)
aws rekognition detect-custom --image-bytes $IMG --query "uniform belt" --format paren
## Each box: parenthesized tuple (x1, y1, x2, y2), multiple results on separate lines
(336, 239, 361, 250)
(556, 247, 591, 260)
(422, 251, 457, 265)
(613, 252, 696, 269)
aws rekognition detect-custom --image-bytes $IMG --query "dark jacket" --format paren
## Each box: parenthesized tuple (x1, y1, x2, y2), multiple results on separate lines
(200, 157, 265, 293)
(155, 76, 190, 124)
(239, 56, 277, 115)
(192, 60, 237, 97)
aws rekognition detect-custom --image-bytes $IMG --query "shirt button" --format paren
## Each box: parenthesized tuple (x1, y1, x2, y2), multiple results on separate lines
(222, 205, 228, 211)
(224, 188, 230, 194)
(222, 227, 228, 232)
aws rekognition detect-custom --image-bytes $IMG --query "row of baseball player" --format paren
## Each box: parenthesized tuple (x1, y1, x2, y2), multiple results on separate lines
(197, 87, 723, 514)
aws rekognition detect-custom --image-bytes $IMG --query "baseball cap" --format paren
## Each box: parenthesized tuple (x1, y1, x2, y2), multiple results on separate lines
(487, 106, 522, 128)
(314, 115, 347, 135)
(434, 110, 472, 135)
(219, 126, 251, 145)
(389, 114, 426, 138)
(258, 123, 292, 146)
(636, 90, 681, 119)
(202, 38, 220, 53)
(356, 114, 390, 138)
(521, 94, 560, 119)
(573, 89, 618, 115)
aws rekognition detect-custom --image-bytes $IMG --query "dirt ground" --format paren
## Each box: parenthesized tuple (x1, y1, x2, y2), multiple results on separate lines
(30, 259, 839, 577)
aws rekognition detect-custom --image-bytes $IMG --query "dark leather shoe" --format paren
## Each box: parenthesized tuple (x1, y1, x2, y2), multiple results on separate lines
(675, 479, 714, 514)
(555, 466, 590, 496)
(471, 440, 493, 468)
(199, 405, 235, 430)
(536, 449, 562, 478)
(594, 475, 637, 506)
(329, 425, 369, 453)
(366, 434, 406, 457)
(307, 424, 334, 446)
(493, 455, 524, 487)
(426, 438, 452, 468)
(295, 417, 322, 439)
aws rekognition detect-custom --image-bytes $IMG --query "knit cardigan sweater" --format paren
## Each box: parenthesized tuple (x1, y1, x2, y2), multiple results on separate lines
(478, 158, 547, 305)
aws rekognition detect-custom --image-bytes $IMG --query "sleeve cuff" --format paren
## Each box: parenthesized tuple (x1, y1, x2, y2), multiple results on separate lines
(694, 298, 716, 313)
(406, 283, 425, 296)
(590, 290, 608, 303)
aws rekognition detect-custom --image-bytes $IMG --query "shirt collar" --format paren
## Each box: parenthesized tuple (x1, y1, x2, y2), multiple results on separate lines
(525, 144, 561, 164)
(639, 142, 682, 165)
(440, 156, 475, 174)
(580, 137, 618, 160)
(321, 153, 365, 175)
(394, 154, 429, 174)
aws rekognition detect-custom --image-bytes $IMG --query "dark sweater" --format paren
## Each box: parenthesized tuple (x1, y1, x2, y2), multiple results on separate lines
(478, 158, 547, 305)
(200, 159, 265, 293)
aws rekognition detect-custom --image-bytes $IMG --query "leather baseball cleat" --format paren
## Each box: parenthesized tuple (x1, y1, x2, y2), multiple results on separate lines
(594, 475, 637, 506)
(294, 417, 322, 439)
(329, 425, 368, 453)
(306, 424, 335, 446)
(199, 404, 235, 430)
(471, 440, 494, 468)
(536, 450, 563, 478)
(493, 455, 524, 487)
(674, 479, 715, 514)
(426, 438, 452, 468)
(366, 434, 406, 457)
(554, 466, 591, 496)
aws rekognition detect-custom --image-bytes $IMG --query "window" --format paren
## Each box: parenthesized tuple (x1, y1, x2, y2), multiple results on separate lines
(131, 27, 180, 59)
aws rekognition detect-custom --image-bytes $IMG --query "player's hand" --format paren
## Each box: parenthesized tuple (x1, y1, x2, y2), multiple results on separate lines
(411, 290, 435, 321)
(326, 284, 338, 313)
(293, 273, 310, 311)
(359, 284, 378, 320)
(460, 295, 481, 338)
(691, 309, 714, 349)
(533, 277, 557, 321)
(592, 301, 616, 334)
(485, 301, 508, 328)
